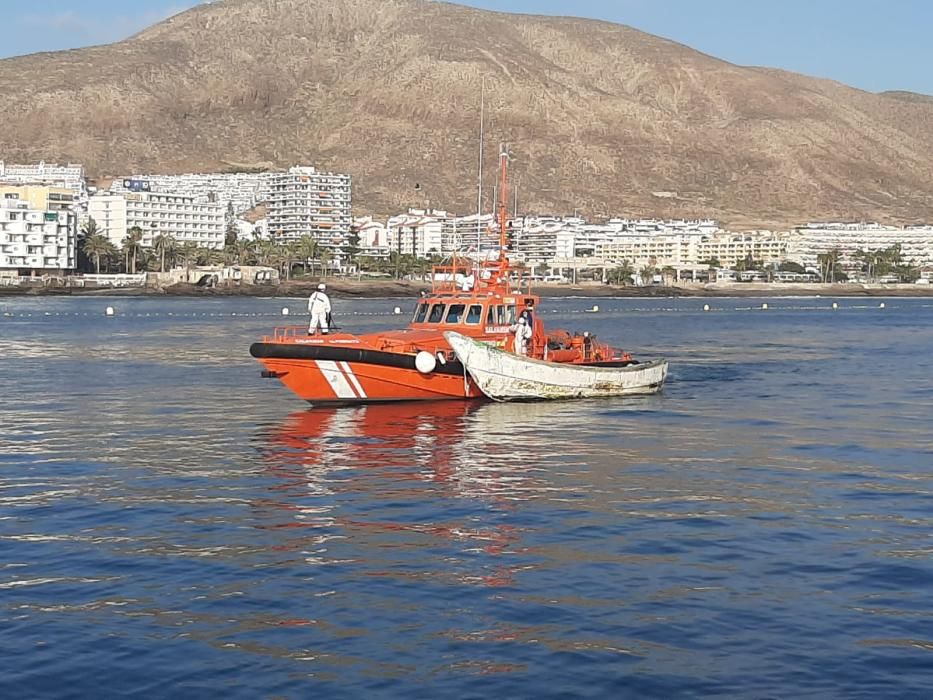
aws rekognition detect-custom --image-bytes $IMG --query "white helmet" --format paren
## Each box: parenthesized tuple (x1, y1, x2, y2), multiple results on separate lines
(317, 283, 326, 291)
(518, 316, 527, 324)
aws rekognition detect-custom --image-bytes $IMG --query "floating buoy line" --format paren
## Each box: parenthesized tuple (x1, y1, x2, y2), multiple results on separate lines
(0, 301, 919, 320)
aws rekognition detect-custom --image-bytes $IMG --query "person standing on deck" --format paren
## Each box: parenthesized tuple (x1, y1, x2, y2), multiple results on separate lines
(307, 283, 331, 335)
(522, 300, 535, 329)
(461, 271, 475, 292)
(509, 316, 533, 356)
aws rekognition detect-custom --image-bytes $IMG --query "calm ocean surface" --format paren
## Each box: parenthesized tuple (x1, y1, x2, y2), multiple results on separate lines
(2, 295, 932, 699)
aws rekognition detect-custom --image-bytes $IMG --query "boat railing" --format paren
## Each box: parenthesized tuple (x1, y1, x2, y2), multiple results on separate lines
(263, 326, 311, 342)
(431, 261, 533, 295)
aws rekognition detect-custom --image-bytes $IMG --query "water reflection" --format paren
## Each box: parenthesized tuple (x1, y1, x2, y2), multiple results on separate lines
(260, 400, 600, 502)
(255, 401, 601, 590)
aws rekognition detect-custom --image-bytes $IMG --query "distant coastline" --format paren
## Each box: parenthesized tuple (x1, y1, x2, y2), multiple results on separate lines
(3, 280, 933, 299)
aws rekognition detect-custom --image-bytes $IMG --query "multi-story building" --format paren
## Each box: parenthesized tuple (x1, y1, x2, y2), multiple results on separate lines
(267, 167, 352, 252)
(354, 217, 390, 258)
(0, 184, 75, 213)
(387, 210, 447, 257)
(87, 194, 128, 244)
(595, 231, 790, 269)
(788, 222, 933, 270)
(111, 172, 273, 214)
(88, 192, 225, 248)
(692, 232, 791, 268)
(0, 191, 76, 273)
(0, 161, 86, 196)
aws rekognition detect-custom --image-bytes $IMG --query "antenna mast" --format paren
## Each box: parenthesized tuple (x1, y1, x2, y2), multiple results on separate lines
(497, 144, 509, 265)
(476, 77, 486, 251)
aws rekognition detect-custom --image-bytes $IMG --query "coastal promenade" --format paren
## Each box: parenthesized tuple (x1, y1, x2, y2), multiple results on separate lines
(2, 279, 933, 299)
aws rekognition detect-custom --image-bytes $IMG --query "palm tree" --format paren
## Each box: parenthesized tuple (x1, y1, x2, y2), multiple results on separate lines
(82, 234, 111, 274)
(639, 263, 656, 285)
(607, 260, 634, 286)
(122, 227, 144, 274)
(817, 248, 842, 283)
(81, 217, 100, 240)
(255, 240, 278, 267)
(235, 239, 256, 265)
(152, 234, 176, 273)
(318, 247, 333, 280)
(294, 235, 320, 276)
(196, 246, 224, 266)
(176, 243, 201, 270)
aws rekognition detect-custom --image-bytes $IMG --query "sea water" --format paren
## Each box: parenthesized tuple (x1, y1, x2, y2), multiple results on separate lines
(1, 296, 932, 698)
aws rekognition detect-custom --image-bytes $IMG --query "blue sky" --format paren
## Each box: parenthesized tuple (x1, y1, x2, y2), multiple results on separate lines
(2, 0, 930, 94)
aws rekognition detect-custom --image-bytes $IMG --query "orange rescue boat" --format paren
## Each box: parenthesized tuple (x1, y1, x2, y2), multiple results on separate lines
(250, 149, 636, 405)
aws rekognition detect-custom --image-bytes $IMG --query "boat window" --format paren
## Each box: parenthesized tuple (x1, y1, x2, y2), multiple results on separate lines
(504, 305, 517, 324)
(414, 302, 429, 323)
(445, 304, 466, 324)
(466, 305, 483, 324)
(427, 303, 446, 323)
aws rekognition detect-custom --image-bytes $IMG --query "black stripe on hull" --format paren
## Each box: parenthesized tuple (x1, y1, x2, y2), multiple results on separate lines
(249, 342, 467, 376)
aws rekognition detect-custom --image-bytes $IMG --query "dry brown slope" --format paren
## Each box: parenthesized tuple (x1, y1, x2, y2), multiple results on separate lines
(1, 0, 932, 225)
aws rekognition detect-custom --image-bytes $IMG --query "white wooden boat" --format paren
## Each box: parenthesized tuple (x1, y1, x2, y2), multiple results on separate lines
(444, 331, 668, 401)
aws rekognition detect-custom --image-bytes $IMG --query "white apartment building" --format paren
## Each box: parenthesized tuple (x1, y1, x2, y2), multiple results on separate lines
(354, 216, 389, 254)
(87, 194, 128, 244)
(0, 194, 76, 273)
(387, 210, 447, 257)
(693, 232, 791, 268)
(595, 231, 790, 269)
(111, 172, 273, 214)
(0, 161, 86, 196)
(267, 167, 352, 250)
(789, 223, 933, 270)
(88, 192, 225, 248)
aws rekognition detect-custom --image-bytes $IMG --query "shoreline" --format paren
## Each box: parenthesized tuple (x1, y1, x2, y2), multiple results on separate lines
(2, 280, 933, 299)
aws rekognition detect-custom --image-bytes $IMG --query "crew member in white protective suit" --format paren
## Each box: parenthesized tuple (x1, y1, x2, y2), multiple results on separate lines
(509, 316, 533, 356)
(307, 283, 332, 335)
(461, 271, 475, 292)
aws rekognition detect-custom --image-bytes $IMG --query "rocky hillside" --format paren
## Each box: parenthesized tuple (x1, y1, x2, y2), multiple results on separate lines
(1, 0, 932, 226)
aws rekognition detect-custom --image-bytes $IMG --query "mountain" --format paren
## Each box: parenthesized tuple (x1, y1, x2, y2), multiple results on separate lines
(1, 0, 932, 227)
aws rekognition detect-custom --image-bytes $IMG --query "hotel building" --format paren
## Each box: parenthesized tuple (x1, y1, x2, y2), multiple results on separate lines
(0, 190, 76, 273)
(88, 192, 225, 248)
(267, 167, 352, 248)
(789, 222, 933, 270)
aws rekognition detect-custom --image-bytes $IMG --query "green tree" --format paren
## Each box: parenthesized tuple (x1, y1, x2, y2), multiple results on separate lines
(176, 243, 201, 270)
(81, 217, 100, 240)
(734, 254, 763, 272)
(817, 248, 843, 282)
(293, 236, 320, 276)
(345, 227, 362, 272)
(639, 263, 656, 284)
(318, 247, 333, 280)
(607, 260, 634, 286)
(82, 234, 112, 274)
(152, 234, 176, 273)
(224, 202, 238, 247)
(234, 239, 256, 265)
(778, 261, 806, 274)
(123, 227, 144, 274)
(699, 257, 720, 268)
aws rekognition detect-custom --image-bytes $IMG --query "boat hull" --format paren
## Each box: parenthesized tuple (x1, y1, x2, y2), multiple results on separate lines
(251, 341, 480, 404)
(445, 331, 668, 401)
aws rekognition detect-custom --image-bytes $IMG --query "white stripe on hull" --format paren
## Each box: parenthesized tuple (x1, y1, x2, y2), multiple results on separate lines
(339, 361, 368, 398)
(316, 360, 359, 399)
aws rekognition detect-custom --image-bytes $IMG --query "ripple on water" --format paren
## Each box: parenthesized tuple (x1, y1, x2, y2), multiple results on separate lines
(2, 297, 933, 697)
